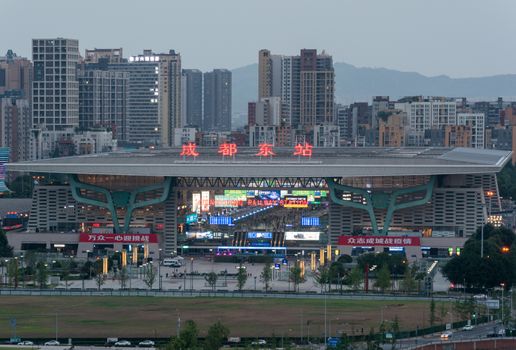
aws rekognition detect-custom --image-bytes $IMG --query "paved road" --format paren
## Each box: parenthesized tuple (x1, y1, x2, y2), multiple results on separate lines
(396, 321, 505, 349)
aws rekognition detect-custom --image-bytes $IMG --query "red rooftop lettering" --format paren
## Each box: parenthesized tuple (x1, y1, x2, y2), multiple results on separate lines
(256, 143, 275, 157)
(218, 143, 238, 157)
(293, 142, 313, 157)
(180, 143, 199, 158)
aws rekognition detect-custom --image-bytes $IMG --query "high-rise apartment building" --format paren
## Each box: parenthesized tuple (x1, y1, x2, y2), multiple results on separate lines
(457, 112, 485, 149)
(203, 69, 231, 132)
(0, 97, 31, 162)
(0, 50, 32, 99)
(406, 100, 456, 146)
(181, 69, 202, 128)
(32, 38, 80, 132)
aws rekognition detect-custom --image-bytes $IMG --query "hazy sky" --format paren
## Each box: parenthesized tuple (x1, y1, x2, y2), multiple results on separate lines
(3, 0, 515, 77)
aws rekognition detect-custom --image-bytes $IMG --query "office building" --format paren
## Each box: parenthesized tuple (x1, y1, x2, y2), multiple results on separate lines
(457, 113, 485, 149)
(84, 48, 124, 64)
(203, 69, 231, 132)
(78, 69, 128, 140)
(406, 100, 456, 146)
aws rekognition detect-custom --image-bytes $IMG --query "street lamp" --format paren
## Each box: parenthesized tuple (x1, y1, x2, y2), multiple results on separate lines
(481, 191, 495, 258)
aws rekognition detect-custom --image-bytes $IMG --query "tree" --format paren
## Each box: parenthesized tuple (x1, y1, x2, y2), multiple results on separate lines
(204, 321, 230, 350)
(35, 262, 48, 289)
(0, 229, 13, 257)
(442, 224, 516, 289)
(429, 298, 436, 326)
(205, 272, 218, 291)
(165, 320, 200, 350)
(7, 258, 19, 288)
(454, 297, 476, 321)
(61, 259, 73, 289)
(143, 263, 156, 289)
(289, 265, 306, 292)
(260, 262, 272, 292)
(95, 272, 106, 290)
(5, 175, 34, 198)
(401, 267, 416, 293)
(347, 266, 363, 291)
(375, 265, 391, 293)
(119, 267, 129, 289)
(236, 263, 247, 291)
(313, 266, 330, 293)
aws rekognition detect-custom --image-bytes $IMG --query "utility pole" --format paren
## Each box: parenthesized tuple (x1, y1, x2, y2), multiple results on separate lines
(324, 292, 327, 344)
(55, 313, 58, 341)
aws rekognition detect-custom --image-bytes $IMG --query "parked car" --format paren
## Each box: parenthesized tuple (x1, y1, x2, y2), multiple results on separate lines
(251, 339, 267, 345)
(138, 340, 155, 347)
(44, 340, 61, 346)
(440, 331, 453, 340)
(114, 340, 132, 347)
(462, 325, 474, 331)
(17, 341, 34, 346)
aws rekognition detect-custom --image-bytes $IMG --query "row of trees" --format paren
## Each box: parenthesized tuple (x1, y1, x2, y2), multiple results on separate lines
(442, 224, 516, 289)
(163, 320, 229, 350)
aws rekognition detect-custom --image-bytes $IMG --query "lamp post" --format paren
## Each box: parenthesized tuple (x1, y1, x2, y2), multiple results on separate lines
(482, 191, 495, 258)
(158, 249, 162, 291)
(254, 276, 257, 292)
(190, 258, 194, 291)
(501, 283, 505, 325)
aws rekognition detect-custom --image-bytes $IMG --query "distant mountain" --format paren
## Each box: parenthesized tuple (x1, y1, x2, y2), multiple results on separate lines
(231, 62, 516, 114)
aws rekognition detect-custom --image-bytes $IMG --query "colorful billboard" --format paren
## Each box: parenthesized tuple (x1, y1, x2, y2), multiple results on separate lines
(338, 235, 421, 247)
(201, 191, 210, 212)
(214, 195, 244, 208)
(283, 196, 308, 208)
(247, 232, 273, 239)
(192, 193, 201, 213)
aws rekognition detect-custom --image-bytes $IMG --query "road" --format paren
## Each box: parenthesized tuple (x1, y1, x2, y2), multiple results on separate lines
(395, 321, 505, 349)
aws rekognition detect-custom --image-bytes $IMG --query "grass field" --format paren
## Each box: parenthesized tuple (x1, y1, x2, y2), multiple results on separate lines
(0, 296, 441, 338)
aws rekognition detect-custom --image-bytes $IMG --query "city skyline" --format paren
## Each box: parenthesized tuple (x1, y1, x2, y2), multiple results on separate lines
(2, 0, 516, 78)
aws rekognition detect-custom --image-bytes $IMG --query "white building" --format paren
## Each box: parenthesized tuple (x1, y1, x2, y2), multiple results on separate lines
(173, 127, 197, 147)
(457, 113, 485, 149)
(406, 101, 457, 146)
(249, 125, 276, 147)
(73, 131, 117, 155)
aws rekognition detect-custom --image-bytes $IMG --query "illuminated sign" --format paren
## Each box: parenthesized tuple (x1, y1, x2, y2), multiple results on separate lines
(285, 232, 321, 241)
(218, 143, 238, 157)
(79, 233, 158, 243)
(256, 143, 275, 157)
(246, 199, 279, 207)
(209, 216, 233, 225)
(247, 232, 273, 239)
(301, 217, 320, 226)
(192, 193, 201, 213)
(213, 195, 244, 208)
(224, 190, 247, 199)
(180, 143, 199, 158)
(186, 231, 214, 239)
(201, 191, 210, 212)
(186, 213, 198, 225)
(293, 142, 313, 157)
(338, 235, 421, 247)
(283, 196, 308, 208)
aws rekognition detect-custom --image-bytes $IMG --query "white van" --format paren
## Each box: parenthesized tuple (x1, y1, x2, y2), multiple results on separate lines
(162, 258, 182, 267)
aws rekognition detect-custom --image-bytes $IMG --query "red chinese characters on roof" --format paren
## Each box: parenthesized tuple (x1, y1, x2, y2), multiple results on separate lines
(293, 142, 313, 158)
(218, 143, 238, 157)
(180, 143, 199, 158)
(256, 143, 275, 157)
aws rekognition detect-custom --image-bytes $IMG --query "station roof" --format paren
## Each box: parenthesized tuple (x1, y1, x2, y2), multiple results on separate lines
(7, 147, 512, 178)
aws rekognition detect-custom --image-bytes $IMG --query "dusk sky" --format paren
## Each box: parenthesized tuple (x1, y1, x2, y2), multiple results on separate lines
(4, 0, 516, 77)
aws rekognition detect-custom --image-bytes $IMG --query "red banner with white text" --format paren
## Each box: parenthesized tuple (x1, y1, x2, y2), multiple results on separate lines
(79, 233, 159, 244)
(338, 235, 420, 247)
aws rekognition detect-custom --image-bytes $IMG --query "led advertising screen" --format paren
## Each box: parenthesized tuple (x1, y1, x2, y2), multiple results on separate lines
(209, 216, 233, 225)
(285, 231, 321, 241)
(186, 213, 198, 225)
(192, 193, 201, 213)
(283, 196, 308, 208)
(214, 195, 243, 208)
(301, 217, 320, 226)
(247, 232, 273, 239)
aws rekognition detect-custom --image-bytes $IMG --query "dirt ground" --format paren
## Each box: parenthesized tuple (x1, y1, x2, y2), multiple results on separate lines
(0, 296, 442, 338)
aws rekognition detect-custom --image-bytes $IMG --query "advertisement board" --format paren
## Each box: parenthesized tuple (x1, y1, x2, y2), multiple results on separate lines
(223, 190, 248, 200)
(283, 196, 308, 208)
(192, 193, 201, 213)
(186, 231, 213, 239)
(214, 195, 243, 208)
(285, 231, 320, 241)
(301, 217, 320, 226)
(186, 213, 198, 225)
(79, 233, 158, 244)
(338, 235, 421, 247)
(201, 191, 210, 212)
(209, 216, 233, 225)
